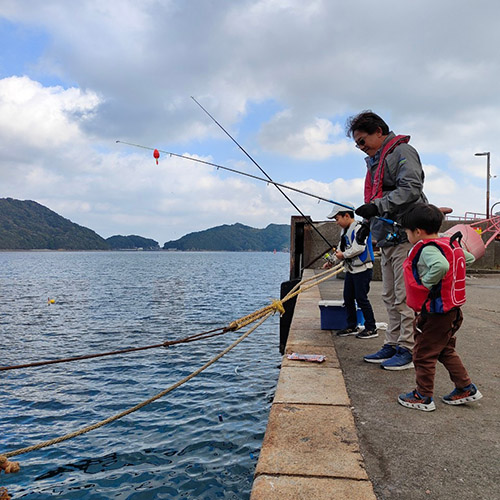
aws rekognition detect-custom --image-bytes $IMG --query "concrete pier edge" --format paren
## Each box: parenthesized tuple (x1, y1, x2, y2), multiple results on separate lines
(252, 267, 499, 500)
(251, 269, 377, 500)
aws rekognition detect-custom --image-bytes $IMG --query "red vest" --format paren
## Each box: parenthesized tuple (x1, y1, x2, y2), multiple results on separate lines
(403, 234, 466, 313)
(364, 135, 410, 202)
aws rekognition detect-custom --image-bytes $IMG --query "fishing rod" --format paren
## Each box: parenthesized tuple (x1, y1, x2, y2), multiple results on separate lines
(190, 96, 338, 255)
(116, 138, 404, 270)
(189, 99, 406, 261)
(115, 140, 351, 209)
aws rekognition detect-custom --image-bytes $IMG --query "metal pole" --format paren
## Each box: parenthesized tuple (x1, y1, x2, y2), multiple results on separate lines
(475, 152, 491, 219)
(486, 152, 491, 219)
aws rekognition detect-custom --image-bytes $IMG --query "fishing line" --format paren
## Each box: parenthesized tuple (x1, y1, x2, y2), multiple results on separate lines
(190, 96, 336, 252)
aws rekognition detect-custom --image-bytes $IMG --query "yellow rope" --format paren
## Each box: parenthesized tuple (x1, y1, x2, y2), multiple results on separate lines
(0, 313, 273, 464)
(228, 264, 344, 331)
(0, 455, 20, 474)
(282, 264, 345, 303)
(270, 299, 285, 315)
(284, 263, 344, 299)
(0, 265, 343, 469)
(227, 295, 288, 331)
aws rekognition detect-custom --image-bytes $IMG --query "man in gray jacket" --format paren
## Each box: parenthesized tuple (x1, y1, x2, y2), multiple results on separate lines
(346, 111, 427, 370)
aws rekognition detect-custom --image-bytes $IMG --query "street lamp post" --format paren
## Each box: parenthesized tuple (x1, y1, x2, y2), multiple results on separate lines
(475, 152, 491, 219)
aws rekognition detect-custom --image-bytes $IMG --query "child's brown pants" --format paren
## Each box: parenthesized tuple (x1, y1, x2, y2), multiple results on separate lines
(413, 308, 472, 397)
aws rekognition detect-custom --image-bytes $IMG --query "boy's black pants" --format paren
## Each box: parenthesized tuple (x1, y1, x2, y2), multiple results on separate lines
(344, 268, 376, 331)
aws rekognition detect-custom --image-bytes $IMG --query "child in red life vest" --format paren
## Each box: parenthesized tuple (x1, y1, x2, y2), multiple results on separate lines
(398, 203, 482, 412)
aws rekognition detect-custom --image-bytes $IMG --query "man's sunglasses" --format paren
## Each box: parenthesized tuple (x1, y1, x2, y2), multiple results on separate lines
(355, 137, 368, 149)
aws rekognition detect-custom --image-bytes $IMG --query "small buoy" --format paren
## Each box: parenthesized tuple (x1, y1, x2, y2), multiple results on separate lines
(153, 149, 160, 165)
(48, 298, 55, 305)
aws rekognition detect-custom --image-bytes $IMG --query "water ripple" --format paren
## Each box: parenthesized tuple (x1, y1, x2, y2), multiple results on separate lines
(0, 251, 287, 499)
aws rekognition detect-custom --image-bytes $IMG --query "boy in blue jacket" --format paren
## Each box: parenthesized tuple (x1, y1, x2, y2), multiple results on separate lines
(324, 203, 378, 339)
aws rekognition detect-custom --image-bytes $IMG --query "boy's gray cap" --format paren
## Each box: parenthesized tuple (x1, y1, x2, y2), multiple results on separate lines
(327, 202, 355, 219)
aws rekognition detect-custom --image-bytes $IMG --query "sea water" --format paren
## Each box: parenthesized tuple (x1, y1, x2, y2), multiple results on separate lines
(0, 251, 289, 499)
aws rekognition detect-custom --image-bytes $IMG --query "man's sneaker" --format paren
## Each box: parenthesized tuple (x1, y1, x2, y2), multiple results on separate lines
(336, 327, 359, 337)
(363, 344, 396, 363)
(442, 383, 483, 405)
(381, 346, 414, 371)
(398, 389, 436, 412)
(356, 328, 378, 339)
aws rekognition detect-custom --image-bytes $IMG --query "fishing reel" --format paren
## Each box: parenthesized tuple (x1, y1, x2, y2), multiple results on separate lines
(385, 231, 401, 243)
(323, 252, 336, 264)
(378, 217, 401, 244)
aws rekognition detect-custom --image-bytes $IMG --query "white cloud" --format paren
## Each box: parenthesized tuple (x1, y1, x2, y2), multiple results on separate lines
(1, 0, 499, 242)
(423, 164, 459, 198)
(422, 163, 488, 219)
(259, 110, 350, 160)
(0, 76, 100, 152)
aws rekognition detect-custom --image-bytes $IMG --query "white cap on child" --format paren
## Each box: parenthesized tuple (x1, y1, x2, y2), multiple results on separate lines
(326, 202, 355, 219)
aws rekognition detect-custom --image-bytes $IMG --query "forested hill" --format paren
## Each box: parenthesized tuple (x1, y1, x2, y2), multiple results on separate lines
(163, 223, 290, 251)
(0, 198, 110, 250)
(106, 235, 160, 250)
(0, 198, 290, 251)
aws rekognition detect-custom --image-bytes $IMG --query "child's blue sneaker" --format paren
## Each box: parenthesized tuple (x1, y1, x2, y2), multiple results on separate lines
(398, 389, 436, 412)
(363, 344, 396, 364)
(442, 383, 483, 405)
(381, 346, 414, 371)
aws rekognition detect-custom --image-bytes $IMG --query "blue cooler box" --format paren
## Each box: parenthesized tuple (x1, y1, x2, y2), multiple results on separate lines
(318, 300, 364, 330)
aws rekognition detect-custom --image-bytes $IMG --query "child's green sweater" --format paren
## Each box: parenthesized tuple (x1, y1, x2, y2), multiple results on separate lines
(417, 245, 475, 290)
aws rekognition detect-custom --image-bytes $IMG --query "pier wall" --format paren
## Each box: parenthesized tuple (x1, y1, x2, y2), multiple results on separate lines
(250, 270, 376, 500)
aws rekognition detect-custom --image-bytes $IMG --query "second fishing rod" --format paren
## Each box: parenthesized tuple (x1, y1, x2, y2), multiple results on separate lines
(116, 139, 351, 209)
(115, 140, 399, 255)
(117, 137, 346, 269)
(190, 96, 343, 266)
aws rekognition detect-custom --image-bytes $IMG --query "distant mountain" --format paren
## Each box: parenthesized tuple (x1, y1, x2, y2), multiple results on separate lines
(0, 198, 110, 250)
(107, 234, 160, 250)
(0, 198, 290, 252)
(163, 223, 290, 251)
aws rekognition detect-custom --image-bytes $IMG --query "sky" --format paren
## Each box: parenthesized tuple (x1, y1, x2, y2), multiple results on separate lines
(1, 0, 499, 244)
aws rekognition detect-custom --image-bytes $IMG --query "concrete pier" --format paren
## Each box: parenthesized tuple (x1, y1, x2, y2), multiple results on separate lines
(251, 269, 499, 500)
(251, 269, 377, 499)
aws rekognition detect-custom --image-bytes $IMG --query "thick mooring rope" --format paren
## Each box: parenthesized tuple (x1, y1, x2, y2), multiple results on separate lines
(0, 313, 273, 466)
(0, 326, 229, 372)
(0, 264, 344, 471)
(1, 263, 344, 373)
